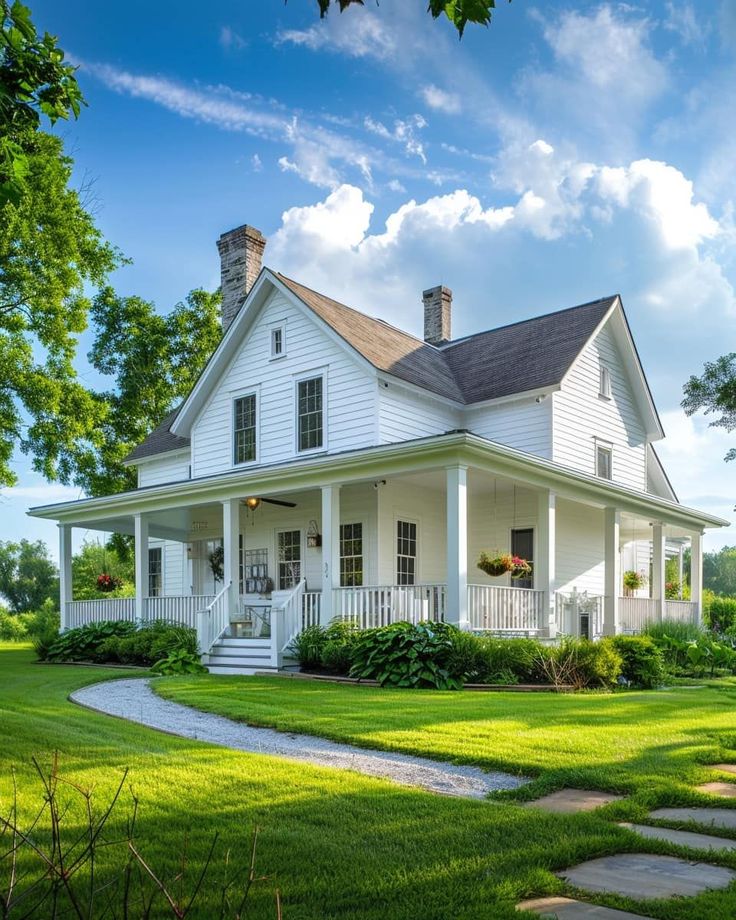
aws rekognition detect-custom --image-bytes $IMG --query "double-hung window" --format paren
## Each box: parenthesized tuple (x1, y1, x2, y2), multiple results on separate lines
(271, 325, 284, 358)
(596, 442, 613, 480)
(277, 530, 301, 590)
(340, 523, 363, 587)
(599, 365, 612, 399)
(148, 547, 162, 597)
(233, 393, 256, 465)
(297, 376, 324, 452)
(396, 520, 417, 586)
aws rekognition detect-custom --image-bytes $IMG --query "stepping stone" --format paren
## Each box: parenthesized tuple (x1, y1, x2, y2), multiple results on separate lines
(524, 789, 623, 813)
(697, 781, 736, 798)
(650, 807, 736, 831)
(517, 896, 655, 918)
(712, 763, 736, 775)
(619, 822, 736, 852)
(557, 852, 736, 899)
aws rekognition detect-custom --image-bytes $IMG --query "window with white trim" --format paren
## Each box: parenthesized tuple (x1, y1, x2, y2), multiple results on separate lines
(277, 530, 301, 589)
(233, 393, 256, 464)
(271, 325, 284, 357)
(599, 365, 612, 399)
(148, 547, 162, 597)
(297, 376, 324, 452)
(340, 523, 363, 587)
(596, 443, 613, 480)
(396, 520, 417, 586)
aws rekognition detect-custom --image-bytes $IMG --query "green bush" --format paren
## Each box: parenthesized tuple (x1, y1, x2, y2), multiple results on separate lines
(288, 624, 327, 672)
(0, 608, 28, 640)
(40, 619, 197, 667)
(0, 600, 60, 641)
(473, 637, 551, 684)
(45, 621, 136, 662)
(350, 621, 463, 690)
(151, 649, 206, 675)
(708, 597, 736, 634)
(536, 637, 622, 690)
(643, 619, 706, 644)
(608, 635, 666, 688)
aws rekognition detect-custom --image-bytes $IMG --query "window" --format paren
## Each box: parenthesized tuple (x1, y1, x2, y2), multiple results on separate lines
(396, 520, 417, 586)
(297, 376, 324, 452)
(340, 523, 363, 587)
(148, 547, 162, 597)
(233, 393, 256, 465)
(596, 443, 613, 480)
(239, 536, 269, 594)
(277, 530, 301, 589)
(511, 528, 534, 590)
(271, 326, 284, 357)
(599, 365, 612, 399)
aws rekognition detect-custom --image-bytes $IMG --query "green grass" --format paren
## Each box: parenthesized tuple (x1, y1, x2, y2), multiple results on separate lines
(3, 645, 736, 920)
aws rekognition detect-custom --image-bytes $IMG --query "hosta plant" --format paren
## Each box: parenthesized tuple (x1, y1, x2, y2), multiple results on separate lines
(350, 621, 463, 690)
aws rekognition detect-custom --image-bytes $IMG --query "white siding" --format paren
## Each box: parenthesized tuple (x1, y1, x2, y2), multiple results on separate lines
(555, 499, 605, 596)
(467, 482, 539, 587)
(190, 290, 376, 478)
(465, 398, 552, 457)
(147, 538, 187, 596)
(376, 479, 447, 584)
(553, 322, 647, 490)
(137, 453, 190, 487)
(377, 382, 459, 443)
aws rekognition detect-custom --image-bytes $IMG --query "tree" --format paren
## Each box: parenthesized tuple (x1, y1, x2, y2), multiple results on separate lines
(1, 0, 84, 204)
(682, 353, 736, 462)
(704, 545, 736, 597)
(0, 538, 57, 612)
(311, 0, 507, 36)
(71, 539, 134, 600)
(69, 287, 222, 498)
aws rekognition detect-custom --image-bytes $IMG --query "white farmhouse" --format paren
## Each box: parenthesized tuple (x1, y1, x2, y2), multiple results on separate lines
(30, 223, 727, 673)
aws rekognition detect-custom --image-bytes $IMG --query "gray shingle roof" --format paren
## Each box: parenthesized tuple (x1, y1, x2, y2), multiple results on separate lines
(125, 276, 617, 464)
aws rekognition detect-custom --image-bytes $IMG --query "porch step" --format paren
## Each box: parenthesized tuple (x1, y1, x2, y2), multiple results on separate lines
(206, 663, 279, 676)
(205, 636, 276, 675)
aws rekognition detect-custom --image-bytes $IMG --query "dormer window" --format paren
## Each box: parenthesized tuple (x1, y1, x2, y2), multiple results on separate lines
(270, 323, 285, 358)
(599, 365, 612, 400)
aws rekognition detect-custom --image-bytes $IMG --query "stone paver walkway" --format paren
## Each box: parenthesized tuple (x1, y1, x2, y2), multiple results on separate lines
(524, 789, 623, 813)
(697, 781, 736, 798)
(70, 678, 526, 799)
(557, 852, 736, 899)
(650, 806, 736, 831)
(517, 896, 655, 918)
(618, 821, 736, 852)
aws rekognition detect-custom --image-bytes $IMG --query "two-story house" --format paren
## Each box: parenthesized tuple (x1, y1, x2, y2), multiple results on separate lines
(30, 222, 727, 673)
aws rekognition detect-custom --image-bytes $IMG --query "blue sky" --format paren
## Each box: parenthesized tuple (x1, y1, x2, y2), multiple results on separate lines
(3, 0, 734, 559)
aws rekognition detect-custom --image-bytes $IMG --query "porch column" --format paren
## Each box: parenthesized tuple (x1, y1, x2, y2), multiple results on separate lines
(603, 507, 620, 636)
(651, 522, 666, 621)
(222, 498, 240, 612)
(58, 524, 72, 631)
(320, 485, 340, 625)
(691, 531, 704, 624)
(446, 465, 469, 629)
(536, 490, 556, 638)
(134, 513, 149, 621)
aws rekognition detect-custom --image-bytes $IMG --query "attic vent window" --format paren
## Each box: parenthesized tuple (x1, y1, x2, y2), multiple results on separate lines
(599, 365, 612, 400)
(271, 324, 285, 358)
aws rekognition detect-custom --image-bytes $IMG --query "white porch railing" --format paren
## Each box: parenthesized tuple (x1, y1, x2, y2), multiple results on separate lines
(554, 590, 604, 638)
(619, 596, 662, 633)
(275, 580, 307, 662)
(198, 582, 232, 654)
(664, 599, 698, 623)
(468, 585, 546, 633)
(332, 584, 447, 628)
(66, 598, 136, 629)
(302, 592, 321, 628)
(144, 595, 215, 629)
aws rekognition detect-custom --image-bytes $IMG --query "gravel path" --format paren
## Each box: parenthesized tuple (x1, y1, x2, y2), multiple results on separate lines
(70, 678, 526, 799)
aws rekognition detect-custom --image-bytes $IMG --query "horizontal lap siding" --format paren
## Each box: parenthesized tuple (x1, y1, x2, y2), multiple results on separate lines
(465, 399, 552, 457)
(555, 499, 605, 596)
(377, 384, 459, 443)
(553, 323, 647, 490)
(191, 291, 376, 478)
(468, 484, 538, 587)
(137, 455, 190, 487)
(376, 480, 447, 584)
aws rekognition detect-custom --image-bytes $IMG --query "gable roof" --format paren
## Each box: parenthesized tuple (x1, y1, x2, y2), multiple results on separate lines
(277, 274, 464, 402)
(125, 407, 189, 462)
(440, 296, 616, 403)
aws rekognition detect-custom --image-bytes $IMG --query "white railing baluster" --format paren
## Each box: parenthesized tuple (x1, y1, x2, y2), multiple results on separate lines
(465, 584, 546, 635)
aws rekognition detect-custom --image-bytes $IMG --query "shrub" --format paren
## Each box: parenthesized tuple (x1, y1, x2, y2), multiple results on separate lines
(45, 620, 137, 662)
(151, 649, 206, 675)
(536, 637, 622, 690)
(40, 619, 197, 667)
(643, 619, 705, 644)
(0, 608, 28, 640)
(350, 621, 463, 690)
(288, 624, 327, 672)
(473, 637, 551, 684)
(320, 621, 360, 674)
(445, 628, 486, 681)
(608, 635, 667, 688)
(707, 596, 736, 634)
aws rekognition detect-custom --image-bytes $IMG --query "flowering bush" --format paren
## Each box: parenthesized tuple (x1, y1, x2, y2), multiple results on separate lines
(477, 552, 514, 577)
(665, 580, 681, 600)
(96, 573, 123, 593)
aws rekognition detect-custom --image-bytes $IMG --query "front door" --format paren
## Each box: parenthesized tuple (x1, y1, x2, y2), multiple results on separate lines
(511, 528, 534, 589)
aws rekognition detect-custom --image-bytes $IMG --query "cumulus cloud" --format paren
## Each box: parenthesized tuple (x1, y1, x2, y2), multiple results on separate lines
(420, 84, 461, 114)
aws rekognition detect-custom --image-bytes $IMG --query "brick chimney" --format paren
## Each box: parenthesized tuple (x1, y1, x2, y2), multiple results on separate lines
(216, 224, 267, 332)
(422, 285, 452, 345)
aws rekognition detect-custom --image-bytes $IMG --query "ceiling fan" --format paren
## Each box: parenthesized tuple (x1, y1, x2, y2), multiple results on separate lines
(242, 496, 297, 511)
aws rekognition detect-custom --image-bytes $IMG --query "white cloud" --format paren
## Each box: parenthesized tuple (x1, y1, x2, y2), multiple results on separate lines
(420, 84, 461, 114)
(664, 2, 709, 49)
(276, 12, 398, 61)
(251, 153, 263, 172)
(1, 484, 81, 503)
(364, 114, 428, 163)
(219, 25, 247, 51)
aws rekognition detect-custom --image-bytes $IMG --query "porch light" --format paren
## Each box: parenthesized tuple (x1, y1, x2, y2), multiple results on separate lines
(307, 519, 322, 548)
(244, 496, 261, 511)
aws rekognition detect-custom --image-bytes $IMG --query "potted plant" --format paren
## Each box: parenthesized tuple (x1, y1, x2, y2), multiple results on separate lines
(477, 552, 514, 578)
(510, 556, 533, 580)
(97, 573, 123, 593)
(623, 569, 647, 596)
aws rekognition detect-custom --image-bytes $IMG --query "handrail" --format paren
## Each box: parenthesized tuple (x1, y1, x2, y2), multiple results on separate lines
(274, 579, 306, 659)
(197, 580, 232, 655)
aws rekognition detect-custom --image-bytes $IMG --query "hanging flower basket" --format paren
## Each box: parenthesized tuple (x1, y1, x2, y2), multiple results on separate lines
(509, 556, 533, 580)
(477, 552, 514, 578)
(623, 569, 647, 596)
(97, 573, 123, 593)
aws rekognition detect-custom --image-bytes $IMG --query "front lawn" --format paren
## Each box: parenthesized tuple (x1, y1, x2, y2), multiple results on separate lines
(3, 643, 736, 919)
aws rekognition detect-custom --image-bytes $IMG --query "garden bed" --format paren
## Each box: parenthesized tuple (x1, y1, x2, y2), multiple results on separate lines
(267, 670, 571, 691)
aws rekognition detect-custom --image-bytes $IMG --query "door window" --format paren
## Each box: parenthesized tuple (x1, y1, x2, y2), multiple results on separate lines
(511, 528, 534, 589)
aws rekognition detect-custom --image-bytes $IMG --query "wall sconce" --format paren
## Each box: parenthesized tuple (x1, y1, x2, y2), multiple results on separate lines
(307, 519, 322, 548)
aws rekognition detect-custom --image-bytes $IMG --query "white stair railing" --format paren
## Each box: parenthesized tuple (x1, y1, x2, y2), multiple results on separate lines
(272, 579, 306, 666)
(197, 581, 232, 656)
